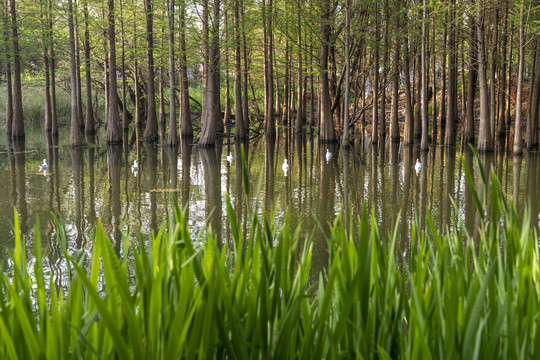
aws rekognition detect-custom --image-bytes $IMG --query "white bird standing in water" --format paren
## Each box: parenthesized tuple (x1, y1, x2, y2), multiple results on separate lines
(227, 152, 233, 163)
(38, 159, 48, 172)
(282, 158, 289, 176)
(415, 159, 422, 174)
(326, 149, 332, 164)
(132, 160, 139, 175)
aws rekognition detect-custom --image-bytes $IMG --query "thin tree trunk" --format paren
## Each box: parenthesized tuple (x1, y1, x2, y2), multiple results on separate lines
(263, 0, 275, 135)
(390, 28, 400, 142)
(233, 0, 244, 139)
(179, 0, 192, 137)
(295, 3, 303, 134)
(75, 1, 84, 131)
(199, 0, 221, 146)
(420, 0, 428, 150)
(49, 0, 57, 136)
(84, 0, 95, 135)
(513, 3, 524, 155)
(68, 0, 81, 146)
(489, 7, 498, 143)
(241, 0, 249, 129)
(431, 10, 437, 139)
(106, 0, 122, 144)
(319, 0, 336, 142)
(477, 3, 493, 152)
(496, 1, 509, 145)
(527, 41, 540, 151)
(144, 0, 158, 142)
(41, 4, 52, 133)
(371, 0, 379, 144)
(445, 0, 457, 146)
(438, 13, 447, 144)
(10, 0, 24, 139)
(120, 0, 127, 132)
(167, 0, 177, 145)
(3, 0, 12, 136)
(342, 0, 350, 147)
(403, 26, 414, 145)
(464, 15, 477, 145)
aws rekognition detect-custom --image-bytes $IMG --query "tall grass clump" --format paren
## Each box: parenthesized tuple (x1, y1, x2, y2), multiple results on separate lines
(1, 149, 540, 358)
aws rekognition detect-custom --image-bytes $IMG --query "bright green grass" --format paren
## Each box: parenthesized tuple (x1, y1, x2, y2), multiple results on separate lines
(1, 148, 540, 358)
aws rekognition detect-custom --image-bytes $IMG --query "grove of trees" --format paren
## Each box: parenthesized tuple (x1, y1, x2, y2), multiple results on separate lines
(1, 0, 539, 153)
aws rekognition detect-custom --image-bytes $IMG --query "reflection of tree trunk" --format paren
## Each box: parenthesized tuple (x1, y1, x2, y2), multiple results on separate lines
(181, 139, 192, 221)
(146, 143, 158, 234)
(443, 148, 456, 229)
(400, 146, 412, 258)
(264, 136, 276, 213)
(71, 148, 83, 247)
(313, 143, 333, 278)
(463, 149, 475, 233)
(200, 147, 222, 247)
(107, 145, 122, 255)
(87, 145, 96, 226)
(168, 146, 179, 208)
(419, 151, 428, 230)
(512, 156, 521, 209)
(13, 140, 27, 235)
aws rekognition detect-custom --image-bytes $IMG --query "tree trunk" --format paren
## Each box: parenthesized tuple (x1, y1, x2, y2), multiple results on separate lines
(178, 0, 192, 138)
(527, 41, 540, 151)
(198, 0, 221, 146)
(10, 0, 24, 139)
(319, 0, 336, 142)
(371, 0, 379, 145)
(49, 0, 57, 136)
(477, 3, 493, 152)
(438, 13, 447, 144)
(4, 4, 12, 136)
(241, 0, 249, 129)
(84, 0, 95, 135)
(263, 0, 275, 136)
(295, 4, 303, 134)
(445, 0, 457, 146)
(167, 0, 177, 145)
(233, 0, 245, 139)
(403, 30, 414, 144)
(75, 4, 84, 132)
(106, 0, 122, 144)
(489, 7, 498, 144)
(120, 0, 127, 132)
(41, 3, 52, 133)
(68, 0, 81, 146)
(464, 15, 477, 145)
(513, 3, 524, 155)
(420, 0, 428, 150)
(342, 0, 350, 147)
(144, 0, 158, 142)
(496, 1, 509, 146)
(390, 29, 400, 142)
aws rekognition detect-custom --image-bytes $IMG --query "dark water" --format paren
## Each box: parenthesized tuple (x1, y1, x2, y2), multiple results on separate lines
(1, 134, 539, 279)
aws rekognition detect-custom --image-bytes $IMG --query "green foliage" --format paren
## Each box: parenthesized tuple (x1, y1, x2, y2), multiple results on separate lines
(1, 150, 540, 358)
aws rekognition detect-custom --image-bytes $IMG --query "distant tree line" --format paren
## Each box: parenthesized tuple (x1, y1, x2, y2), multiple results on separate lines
(1, 0, 539, 153)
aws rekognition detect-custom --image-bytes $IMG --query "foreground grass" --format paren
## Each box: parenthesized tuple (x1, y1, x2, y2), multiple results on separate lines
(1, 151, 540, 359)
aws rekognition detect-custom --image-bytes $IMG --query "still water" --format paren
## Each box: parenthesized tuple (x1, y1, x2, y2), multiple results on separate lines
(1, 135, 539, 279)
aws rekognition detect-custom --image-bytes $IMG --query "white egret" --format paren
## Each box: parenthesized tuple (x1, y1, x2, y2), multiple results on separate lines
(38, 159, 48, 172)
(415, 159, 422, 174)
